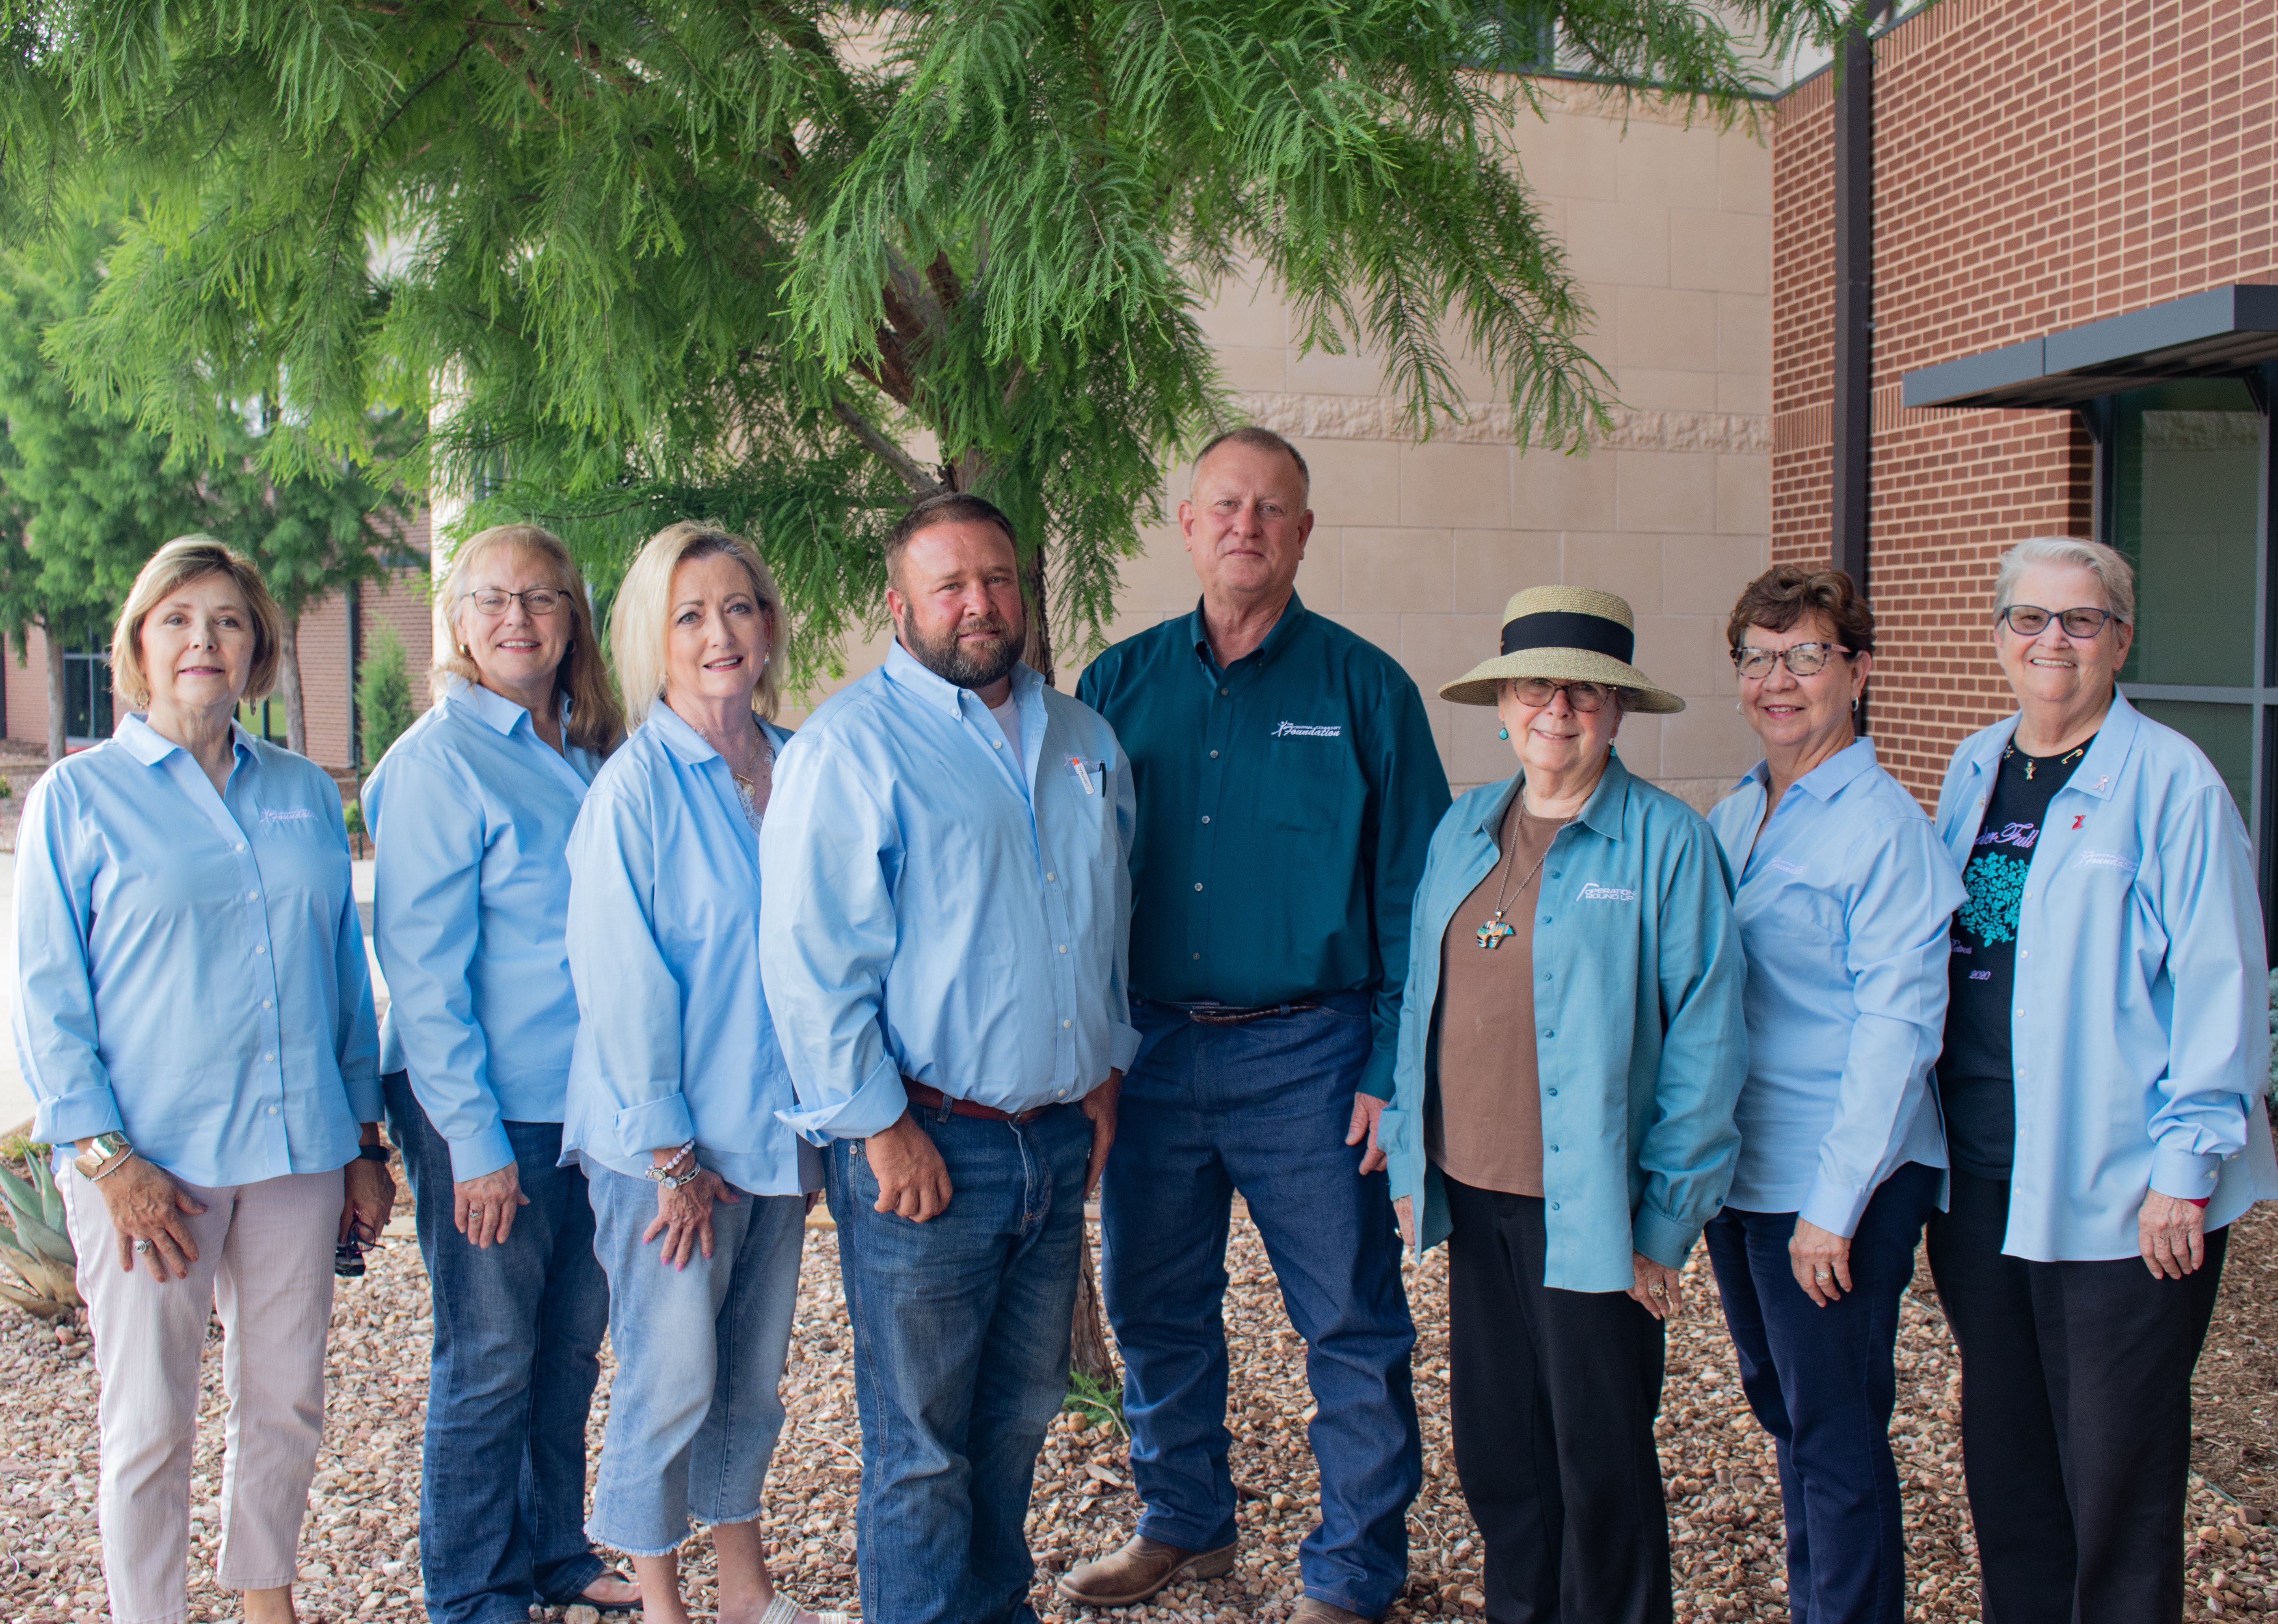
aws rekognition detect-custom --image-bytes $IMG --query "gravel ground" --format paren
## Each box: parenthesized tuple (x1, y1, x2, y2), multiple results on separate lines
(2, 1192, 2272, 1624)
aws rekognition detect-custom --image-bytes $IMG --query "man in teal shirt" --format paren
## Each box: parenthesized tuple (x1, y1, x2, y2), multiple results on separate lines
(1066, 428, 1450, 1624)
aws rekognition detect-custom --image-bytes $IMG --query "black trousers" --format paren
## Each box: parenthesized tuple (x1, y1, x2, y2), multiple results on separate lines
(1444, 1174, 1671, 1624)
(1925, 1169, 2228, 1624)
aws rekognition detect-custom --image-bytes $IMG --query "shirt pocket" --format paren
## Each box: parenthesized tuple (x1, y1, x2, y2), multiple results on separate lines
(1262, 737, 1358, 833)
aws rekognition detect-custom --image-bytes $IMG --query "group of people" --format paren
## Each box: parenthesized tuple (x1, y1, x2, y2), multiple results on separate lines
(15, 422, 2273, 1624)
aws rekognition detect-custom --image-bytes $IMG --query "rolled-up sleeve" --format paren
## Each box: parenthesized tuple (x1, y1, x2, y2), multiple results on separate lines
(565, 784, 695, 1159)
(372, 755, 510, 1179)
(1632, 824, 1749, 1269)
(758, 734, 910, 1142)
(2144, 782, 2263, 1200)
(13, 774, 121, 1147)
(1800, 820, 1964, 1236)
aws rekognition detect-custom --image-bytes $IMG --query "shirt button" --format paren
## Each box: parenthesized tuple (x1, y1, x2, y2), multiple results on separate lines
(248, 890, 260, 901)
(1550, 1144, 1559, 1153)
(1192, 952, 1202, 960)
(1062, 1020, 1072, 1029)
(1195, 882, 1204, 892)
(268, 1105, 279, 1115)
(262, 999, 273, 1010)
(255, 945, 267, 955)
(2019, 949, 2028, 958)
(1045, 873, 1055, 883)
(1541, 1030, 1554, 1039)
(1201, 815, 1211, 824)
(1551, 1201, 1561, 1211)
(992, 737, 1002, 748)
(1209, 750, 1219, 759)
(1219, 687, 1230, 696)
(1058, 944, 1068, 954)
(236, 842, 247, 853)
(1547, 1086, 1558, 1096)
(263, 1053, 275, 1062)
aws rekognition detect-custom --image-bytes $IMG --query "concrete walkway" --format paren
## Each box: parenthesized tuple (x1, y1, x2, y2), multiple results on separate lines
(0, 854, 389, 1139)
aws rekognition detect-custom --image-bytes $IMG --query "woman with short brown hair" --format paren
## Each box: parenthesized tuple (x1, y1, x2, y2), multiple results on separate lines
(19, 535, 390, 1624)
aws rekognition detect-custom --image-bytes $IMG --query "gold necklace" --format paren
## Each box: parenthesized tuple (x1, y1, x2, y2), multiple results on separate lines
(1476, 798, 1554, 949)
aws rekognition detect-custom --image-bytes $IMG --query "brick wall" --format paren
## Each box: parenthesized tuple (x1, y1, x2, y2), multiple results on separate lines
(1771, 0, 2278, 804)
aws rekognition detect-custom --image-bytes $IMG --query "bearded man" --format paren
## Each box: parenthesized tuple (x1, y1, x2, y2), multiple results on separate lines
(759, 491, 1137, 1624)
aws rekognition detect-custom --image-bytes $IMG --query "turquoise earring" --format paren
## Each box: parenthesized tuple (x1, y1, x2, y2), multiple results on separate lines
(1498, 726, 1509, 740)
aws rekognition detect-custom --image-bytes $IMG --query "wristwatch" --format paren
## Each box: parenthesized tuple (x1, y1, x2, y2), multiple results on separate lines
(356, 1144, 394, 1163)
(652, 1165, 702, 1192)
(73, 1132, 136, 1181)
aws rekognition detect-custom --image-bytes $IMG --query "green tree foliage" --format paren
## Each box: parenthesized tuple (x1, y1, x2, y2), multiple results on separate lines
(356, 623, 416, 771)
(0, 209, 206, 760)
(0, 0, 1861, 683)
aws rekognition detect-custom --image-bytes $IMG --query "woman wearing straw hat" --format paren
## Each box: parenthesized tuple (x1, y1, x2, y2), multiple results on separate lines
(1374, 586, 1748, 1624)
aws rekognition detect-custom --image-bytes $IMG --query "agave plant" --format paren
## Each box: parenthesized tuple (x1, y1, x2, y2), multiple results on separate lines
(0, 1137, 80, 1320)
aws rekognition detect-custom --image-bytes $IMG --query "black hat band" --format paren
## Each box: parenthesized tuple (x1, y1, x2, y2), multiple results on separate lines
(1499, 611, 1634, 664)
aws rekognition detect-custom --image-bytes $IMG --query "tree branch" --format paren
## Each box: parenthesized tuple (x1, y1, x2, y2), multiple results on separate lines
(833, 400, 944, 497)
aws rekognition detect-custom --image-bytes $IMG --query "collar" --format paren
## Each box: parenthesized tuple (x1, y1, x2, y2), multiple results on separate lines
(116, 712, 257, 769)
(1788, 735, 1879, 802)
(1184, 592, 1310, 672)
(882, 638, 1041, 718)
(447, 672, 567, 739)
(1962, 689, 2138, 801)
(1473, 748, 1633, 841)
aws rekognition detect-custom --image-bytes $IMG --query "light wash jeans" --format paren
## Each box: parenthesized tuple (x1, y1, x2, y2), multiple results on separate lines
(584, 1164, 806, 1555)
(386, 1073, 610, 1624)
(830, 1099, 1091, 1624)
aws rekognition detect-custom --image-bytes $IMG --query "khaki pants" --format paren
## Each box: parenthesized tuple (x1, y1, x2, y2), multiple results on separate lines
(64, 1165, 343, 1624)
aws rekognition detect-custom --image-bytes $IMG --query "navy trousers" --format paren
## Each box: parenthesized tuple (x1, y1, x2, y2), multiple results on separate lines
(1702, 1161, 1941, 1624)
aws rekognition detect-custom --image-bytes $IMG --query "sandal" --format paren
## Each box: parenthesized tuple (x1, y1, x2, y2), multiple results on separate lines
(756, 1589, 855, 1624)
(575, 1568, 645, 1613)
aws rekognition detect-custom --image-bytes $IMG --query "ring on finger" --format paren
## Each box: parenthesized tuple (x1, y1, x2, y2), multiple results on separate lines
(133, 1238, 152, 1254)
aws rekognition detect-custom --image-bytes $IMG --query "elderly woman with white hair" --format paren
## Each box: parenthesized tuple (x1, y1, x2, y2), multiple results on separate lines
(1929, 535, 2278, 1624)
(15, 536, 389, 1624)
(560, 520, 836, 1624)
(1376, 586, 1747, 1624)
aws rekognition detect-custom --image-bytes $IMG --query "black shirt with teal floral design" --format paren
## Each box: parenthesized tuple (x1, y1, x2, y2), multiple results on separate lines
(1939, 735, 2093, 1179)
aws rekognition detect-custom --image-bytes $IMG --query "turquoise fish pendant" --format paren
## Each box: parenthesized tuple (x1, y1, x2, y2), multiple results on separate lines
(1476, 917, 1516, 949)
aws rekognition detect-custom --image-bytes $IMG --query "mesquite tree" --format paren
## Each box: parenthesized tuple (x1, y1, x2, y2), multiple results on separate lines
(0, 0, 1855, 684)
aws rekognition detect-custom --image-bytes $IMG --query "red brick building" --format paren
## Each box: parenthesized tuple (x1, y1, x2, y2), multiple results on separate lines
(0, 515, 436, 773)
(1772, 0, 2276, 895)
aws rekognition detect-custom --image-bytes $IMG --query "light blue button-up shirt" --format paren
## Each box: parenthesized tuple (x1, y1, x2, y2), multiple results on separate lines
(1708, 738, 1966, 1235)
(559, 703, 814, 1195)
(366, 675, 602, 1180)
(759, 642, 1140, 1140)
(15, 715, 380, 1185)
(1932, 692, 2278, 1260)
(1380, 751, 1748, 1292)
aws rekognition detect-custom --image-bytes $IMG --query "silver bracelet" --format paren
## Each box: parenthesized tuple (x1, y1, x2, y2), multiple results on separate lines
(645, 1140, 698, 1185)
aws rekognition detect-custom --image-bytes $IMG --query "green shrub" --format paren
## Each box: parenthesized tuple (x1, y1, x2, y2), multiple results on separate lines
(0, 1140, 78, 1320)
(357, 626, 417, 769)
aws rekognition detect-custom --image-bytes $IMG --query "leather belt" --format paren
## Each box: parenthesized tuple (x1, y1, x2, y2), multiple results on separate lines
(1147, 998, 1324, 1027)
(903, 1078, 1066, 1126)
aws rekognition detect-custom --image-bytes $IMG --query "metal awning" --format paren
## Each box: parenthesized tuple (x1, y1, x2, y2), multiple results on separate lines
(1901, 283, 2278, 410)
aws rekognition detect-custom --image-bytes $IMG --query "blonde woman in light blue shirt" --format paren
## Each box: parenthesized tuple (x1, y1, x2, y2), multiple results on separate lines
(562, 520, 837, 1624)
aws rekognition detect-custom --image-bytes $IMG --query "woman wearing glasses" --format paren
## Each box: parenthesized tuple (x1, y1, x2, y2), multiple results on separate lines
(1699, 566, 1964, 1624)
(1927, 536, 2276, 1624)
(1375, 585, 1747, 1624)
(366, 524, 635, 1622)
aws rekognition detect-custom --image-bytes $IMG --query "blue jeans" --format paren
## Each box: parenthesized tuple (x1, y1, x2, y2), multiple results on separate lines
(830, 1100, 1091, 1624)
(584, 1165, 806, 1556)
(1701, 1161, 1943, 1624)
(385, 1073, 611, 1624)
(1101, 994, 1420, 1618)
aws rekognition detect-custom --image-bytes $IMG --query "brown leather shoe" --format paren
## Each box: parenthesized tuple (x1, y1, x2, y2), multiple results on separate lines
(1290, 1599, 1381, 1624)
(1056, 1535, 1239, 1607)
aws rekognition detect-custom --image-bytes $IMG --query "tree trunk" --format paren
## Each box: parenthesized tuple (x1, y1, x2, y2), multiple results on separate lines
(41, 620, 66, 765)
(1019, 540, 1055, 688)
(1071, 1210, 1118, 1388)
(278, 613, 307, 755)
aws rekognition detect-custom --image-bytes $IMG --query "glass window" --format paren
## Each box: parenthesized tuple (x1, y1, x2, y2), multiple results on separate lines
(2113, 378, 2262, 690)
(2129, 698, 2253, 817)
(61, 648, 114, 743)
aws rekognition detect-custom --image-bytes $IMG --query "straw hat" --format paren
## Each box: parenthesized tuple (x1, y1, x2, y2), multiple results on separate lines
(1439, 586, 1686, 713)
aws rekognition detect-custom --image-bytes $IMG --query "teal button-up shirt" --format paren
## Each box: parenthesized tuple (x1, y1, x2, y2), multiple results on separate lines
(1380, 752, 1748, 1291)
(1075, 595, 1450, 1099)
(1932, 692, 2278, 1261)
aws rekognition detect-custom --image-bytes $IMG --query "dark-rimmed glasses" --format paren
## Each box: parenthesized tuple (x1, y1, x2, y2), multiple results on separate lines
(1512, 678, 1614, 712)
(1996, 604, 2117, 639)
(1731, 642, 1851, 680)
(464, 587, 569, 616)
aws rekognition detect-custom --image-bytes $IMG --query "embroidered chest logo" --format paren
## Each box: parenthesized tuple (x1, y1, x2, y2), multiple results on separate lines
(1271, 721, 1342, 739)
(259, 807, 319, 826)
(1576, 881, 1636, 902)
(1766, 857, 1805, 876)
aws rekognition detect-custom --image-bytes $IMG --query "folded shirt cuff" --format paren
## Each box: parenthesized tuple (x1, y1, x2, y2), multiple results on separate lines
(1355, 1050, 1396, 1102)
(2148, 1144, 2221, 1202)
(1110, 1021, 1141, 1074)
(1798, 1176, 1871, 1240)
(344, 1070, 386, 1127)
(776, 1056, 911, 1145)
(32, 1084, 123, 1150)
(1630, 1203, 1697, 1273)
(612, 1092, 698, 1160)
(445, 1123, 517, 1183)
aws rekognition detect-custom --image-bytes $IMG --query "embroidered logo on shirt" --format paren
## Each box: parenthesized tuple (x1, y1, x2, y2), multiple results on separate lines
(1576, 881, 1636, 901)
(1271, 721, 1342, 739)
(2074, 849, 2138, 873)
(1766, 857, 1805, 875)
(259, 807, 320, 826)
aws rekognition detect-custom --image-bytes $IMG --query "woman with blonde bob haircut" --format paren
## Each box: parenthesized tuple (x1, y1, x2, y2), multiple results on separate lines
(367, 522, 638, 1623)
(20, 535, 390, 1624)
(563, 520, 835, 1624)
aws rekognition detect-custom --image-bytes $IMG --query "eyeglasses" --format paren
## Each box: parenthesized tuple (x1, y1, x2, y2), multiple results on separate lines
(464, 587, 569, 616)
(1731, 642, 1852, 680)
(1997, 604, 2118, 639)
(1511, 678, 1615, 713)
